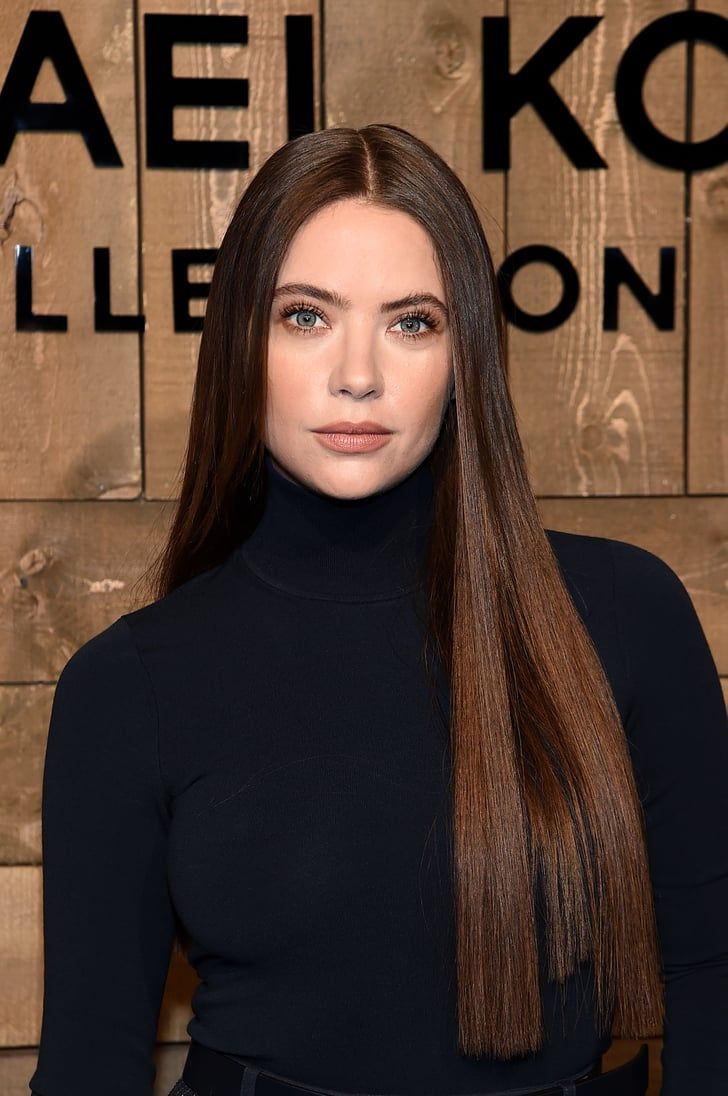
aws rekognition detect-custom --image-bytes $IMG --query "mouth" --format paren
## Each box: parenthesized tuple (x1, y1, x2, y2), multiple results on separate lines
(312, 425, 394, 453)
(313, 422, 393, 435)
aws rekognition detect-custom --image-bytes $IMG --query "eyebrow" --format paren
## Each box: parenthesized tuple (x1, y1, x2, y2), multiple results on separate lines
(273, 282, 449, 317)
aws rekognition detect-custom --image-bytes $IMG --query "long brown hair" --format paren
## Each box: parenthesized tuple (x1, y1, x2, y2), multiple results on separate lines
(134, 124, 664, 1058)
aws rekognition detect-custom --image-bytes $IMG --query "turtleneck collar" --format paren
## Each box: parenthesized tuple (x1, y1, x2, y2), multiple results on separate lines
(235, 449, 435, 602)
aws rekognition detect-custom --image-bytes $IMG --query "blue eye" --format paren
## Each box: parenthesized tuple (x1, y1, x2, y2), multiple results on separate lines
(393, 313, 438, 339)
(280, 303, 324, 330)
(278, 300, 440, 340)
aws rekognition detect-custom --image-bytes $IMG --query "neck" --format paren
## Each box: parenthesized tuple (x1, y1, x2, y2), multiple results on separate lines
(235, 450, 435, 602)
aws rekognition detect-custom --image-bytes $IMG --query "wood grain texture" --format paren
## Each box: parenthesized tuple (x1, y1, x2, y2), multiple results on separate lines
(0, 498, 170, 681)
(0, 2, 141, 498)
(506, 0, 687, 496)
(687, 0, 728, 493)
(1, 0, 725, 1076)
(0, 867, 41, 1047)
(140, 0, 321, 499)
(0, 685, 52, 864)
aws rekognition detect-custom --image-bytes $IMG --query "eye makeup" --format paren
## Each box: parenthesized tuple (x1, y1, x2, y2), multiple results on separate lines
(278, 299, 441, 341)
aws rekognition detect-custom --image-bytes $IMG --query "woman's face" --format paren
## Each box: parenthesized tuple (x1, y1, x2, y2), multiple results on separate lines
(264, 197, 453, 498)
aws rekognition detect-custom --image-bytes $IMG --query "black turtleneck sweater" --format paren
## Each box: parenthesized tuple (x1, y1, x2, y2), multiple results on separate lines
(30, 451, 728, 1096)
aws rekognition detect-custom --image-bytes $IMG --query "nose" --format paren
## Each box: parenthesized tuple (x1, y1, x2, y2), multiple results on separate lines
(329, 321, 384, 399)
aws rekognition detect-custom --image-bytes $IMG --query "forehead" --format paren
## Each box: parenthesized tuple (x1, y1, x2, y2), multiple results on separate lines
(278, 199, 443, 295)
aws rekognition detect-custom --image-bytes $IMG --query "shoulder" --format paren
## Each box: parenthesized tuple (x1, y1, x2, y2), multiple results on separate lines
(52, 614, 154, 730)
(546, 527, 721, 707)
(545, 528, 722, 732)
(544, 526, 686, 614)
(545, 525, 673, 577)
(50, 560, 233, 718)
(543, 526, 616, 621)
(545, 526, 701, 674)
(118, 552, 238, 651)
(599, 533, 701, 651)
(57, 614, 142, 690)
(545, 523, 697, 634)
(45, 616, 164, 801)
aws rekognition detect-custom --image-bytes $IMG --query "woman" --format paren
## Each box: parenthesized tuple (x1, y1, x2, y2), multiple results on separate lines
(29, 125, 727, 1096)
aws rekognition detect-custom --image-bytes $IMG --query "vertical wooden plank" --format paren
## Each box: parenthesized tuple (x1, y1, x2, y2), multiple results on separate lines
(0, 867, 41, 1048)
(0, 2, 141, 498)
(324, 0, 506, 268)
(0, 685, 51, 864)
(139, 0, 320, 499)
(687, 2, 728, 493)
(506, 1, 687, 496)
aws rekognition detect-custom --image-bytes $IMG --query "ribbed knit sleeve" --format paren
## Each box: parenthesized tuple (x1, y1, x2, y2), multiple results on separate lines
(610, 538, 728, 1095)
(28, 615, 176, 1096)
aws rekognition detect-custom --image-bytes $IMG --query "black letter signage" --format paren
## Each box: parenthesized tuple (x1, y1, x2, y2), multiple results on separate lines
(172, 248, 217, 331)
(94, 249, 146, 333)
(145, 14, 248, 169)
(603, 247, 676, 330)
(498, 245, 580, 331)
(0, 11, 122, 166)
(615, 11, 728, 170)
(482, 16, 606, 170)
(15, 245, 68, 331)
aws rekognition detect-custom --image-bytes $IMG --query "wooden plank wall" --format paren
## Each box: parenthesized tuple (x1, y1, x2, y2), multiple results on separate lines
(0, 2, 725, 1092)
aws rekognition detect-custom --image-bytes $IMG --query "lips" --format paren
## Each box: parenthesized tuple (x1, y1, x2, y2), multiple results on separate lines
(313, 429, 392, 453)
(313, 421, 392, 434)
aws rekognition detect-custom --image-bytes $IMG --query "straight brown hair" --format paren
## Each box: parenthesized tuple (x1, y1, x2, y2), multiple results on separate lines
(135, 124, 664, 1058)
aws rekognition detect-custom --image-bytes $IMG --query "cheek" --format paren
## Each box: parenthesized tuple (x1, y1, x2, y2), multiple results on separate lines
(398, 354, 451, 412)
(266, 344, 315, 422)
(417, 362, 453, 434)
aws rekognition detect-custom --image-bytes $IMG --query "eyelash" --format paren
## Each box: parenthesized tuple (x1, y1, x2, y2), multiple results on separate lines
(278, 300, 440, 341)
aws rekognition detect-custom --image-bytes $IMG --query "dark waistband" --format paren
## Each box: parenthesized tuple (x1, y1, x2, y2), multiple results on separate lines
(182, 1040, 649, 1096)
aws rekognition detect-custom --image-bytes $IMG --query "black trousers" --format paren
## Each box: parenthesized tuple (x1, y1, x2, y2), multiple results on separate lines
(167, 1041, 649, 1096)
